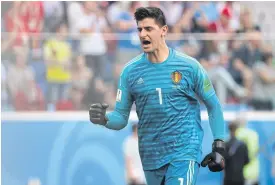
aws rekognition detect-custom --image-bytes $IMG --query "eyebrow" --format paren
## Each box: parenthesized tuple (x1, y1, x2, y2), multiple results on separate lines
(137, 26, 154, 30)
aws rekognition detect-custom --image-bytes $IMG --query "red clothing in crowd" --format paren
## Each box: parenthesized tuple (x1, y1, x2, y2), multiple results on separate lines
(25, 1, 44, 34)
(14, 86, 45, 111)
(5, 8, 28, 47)
(208, 7, 232, 33)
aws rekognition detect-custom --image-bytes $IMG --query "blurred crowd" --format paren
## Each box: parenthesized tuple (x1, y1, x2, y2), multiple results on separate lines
(1, 1, 275, 112)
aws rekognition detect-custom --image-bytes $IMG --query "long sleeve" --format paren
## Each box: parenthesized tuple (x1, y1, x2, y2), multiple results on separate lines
(193, 61, 225, 140)
(203, 94, 226, 140)
(105, 110, 130, 130)
(105, 66, 134, 130)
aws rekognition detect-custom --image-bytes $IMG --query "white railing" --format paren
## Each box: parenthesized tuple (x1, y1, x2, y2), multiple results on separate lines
(2, 111, 275, 121)
(2, 32, 275, 41)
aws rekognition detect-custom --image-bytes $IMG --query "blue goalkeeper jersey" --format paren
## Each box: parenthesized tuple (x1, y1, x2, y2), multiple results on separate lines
(107, 48, 223, 170)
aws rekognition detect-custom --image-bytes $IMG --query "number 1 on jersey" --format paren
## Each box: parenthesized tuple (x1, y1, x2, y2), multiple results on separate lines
(178, 178, 184, 185)
(156, 88, 163, 105)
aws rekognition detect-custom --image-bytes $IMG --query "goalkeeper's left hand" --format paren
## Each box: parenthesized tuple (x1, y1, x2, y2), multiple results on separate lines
(201, 139, 225, 172)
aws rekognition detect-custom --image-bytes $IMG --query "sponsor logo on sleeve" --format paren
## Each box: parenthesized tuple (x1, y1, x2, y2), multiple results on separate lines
(116, 89, 122, 102)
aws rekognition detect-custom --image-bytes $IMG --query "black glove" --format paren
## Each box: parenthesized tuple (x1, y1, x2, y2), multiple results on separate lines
(201, 139, 225, 172)
(89, 103, 109, 125)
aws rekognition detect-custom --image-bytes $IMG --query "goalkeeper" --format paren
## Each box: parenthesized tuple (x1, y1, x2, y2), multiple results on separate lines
(89, 6, 225, 185)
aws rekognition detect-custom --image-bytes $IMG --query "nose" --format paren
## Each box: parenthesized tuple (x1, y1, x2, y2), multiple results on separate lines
(139, 29, 147, 38)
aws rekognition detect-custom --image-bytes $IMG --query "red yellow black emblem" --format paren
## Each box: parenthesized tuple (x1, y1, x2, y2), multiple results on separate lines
(171, 71, 182, 84)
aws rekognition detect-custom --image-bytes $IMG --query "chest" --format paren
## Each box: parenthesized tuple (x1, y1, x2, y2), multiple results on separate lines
(128, 66, 194, 98)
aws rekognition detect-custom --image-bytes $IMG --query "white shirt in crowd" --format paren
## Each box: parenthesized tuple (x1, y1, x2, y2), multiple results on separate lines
(77, 13, 107, 56)
(67, 2, 83, 36)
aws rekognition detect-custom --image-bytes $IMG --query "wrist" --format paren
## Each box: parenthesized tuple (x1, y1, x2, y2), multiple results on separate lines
(213, 140, 225, 148)
(103, 114, 109, 126)
(212, 140, 225, 156)
(214, 139, 224, 143)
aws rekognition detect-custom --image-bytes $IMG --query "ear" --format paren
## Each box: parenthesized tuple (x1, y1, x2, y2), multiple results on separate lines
(161, 25, 168, 37)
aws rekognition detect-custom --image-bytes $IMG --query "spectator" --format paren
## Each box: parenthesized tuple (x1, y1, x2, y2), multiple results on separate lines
(113, 1, 142, 82)
(235, 117, 260, 185)
(174, 2, 202, 33)
(1, 63, 9, 110)
(198, 32, 248, 104)
(82, 76, 109, 109)
(1, 2, 275, 112)
(161, 2, 183, 30)
(192, 2, 219, 33)
(24, 1, 44, 49)
(106, 1, 122, 26)
(236, 6, 260, 33)
(69, 55, 93, 108)
(114, 1, 142, 60)
(200, 56, 248, 104)
(217, 1, 242, 32)
(224, 121, 249, 185)
(169, 3, 201, 51)
(44, 23, 72, 107)
(55, 87, 84, 111)
(67, 1, 82, 52)
(29, 46, 47, 98)
(209, 4, 242, 61)
(77, 1, 110, 80)
(208, 7, 235, 54)
(71, 55, 92, 93)
(229, 30, 263, 93)
(123, 122, 146, 185)
(251, 51, 275, 110)
(67, 1, 82, 34)
(7, 49, 45, 111)
(4, 2, 29, 50)
(44, 1, 65, 32)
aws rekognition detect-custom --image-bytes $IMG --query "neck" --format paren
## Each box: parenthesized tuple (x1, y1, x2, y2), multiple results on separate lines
(230, 134, 236, 139)
(147, 43, 169, 63)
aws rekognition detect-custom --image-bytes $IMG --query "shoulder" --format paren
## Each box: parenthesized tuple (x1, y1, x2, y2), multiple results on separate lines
(120, 53, 144, 76)
(237, 127, 258, 137)
(239, 140, 248, 150)
(173, 49, 202, 71)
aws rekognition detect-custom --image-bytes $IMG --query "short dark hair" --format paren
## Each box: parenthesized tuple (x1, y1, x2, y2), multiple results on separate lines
(134, 7, 166, 27)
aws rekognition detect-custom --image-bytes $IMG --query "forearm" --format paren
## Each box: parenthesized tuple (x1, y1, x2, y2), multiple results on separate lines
(105, 109, 129, 130)
(204, 94, 225, 140)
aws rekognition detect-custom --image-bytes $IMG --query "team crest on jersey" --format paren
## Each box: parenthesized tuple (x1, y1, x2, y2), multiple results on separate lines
(171, 71, 182, 84)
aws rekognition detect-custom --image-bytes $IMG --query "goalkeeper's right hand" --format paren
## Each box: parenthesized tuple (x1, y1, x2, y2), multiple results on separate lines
(89, 103, 109, 125)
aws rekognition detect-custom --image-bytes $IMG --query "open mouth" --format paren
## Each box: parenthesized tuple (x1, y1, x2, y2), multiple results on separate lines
(142, 40, 151, 45)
